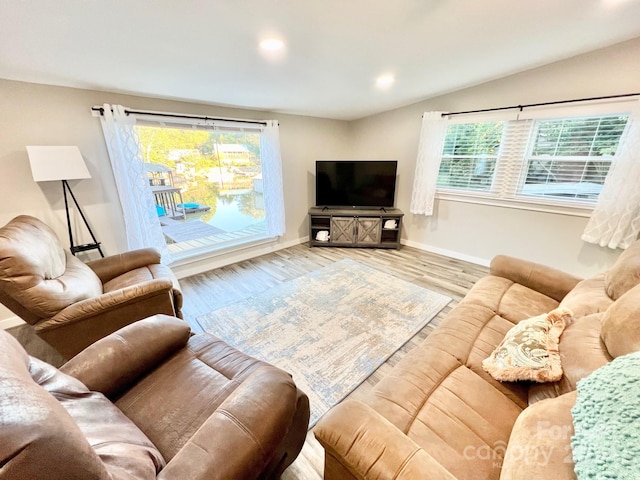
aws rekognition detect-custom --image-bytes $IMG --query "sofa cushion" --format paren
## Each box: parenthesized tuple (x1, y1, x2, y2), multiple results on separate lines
(604, 239, 640, 300)
(369, 352, 522, 480)
(558, 274, 613, 319)
(102, 264, 183, 316)
(461, 276, 559, 323)
(364, 282, 542, 480)
(394, 301, 531, 409)
(371, 274, 564, 424)
(500, 391, 577, 480)
(1, 332, 111, 480)
(483, 308, 572, 383)
(0, 330, 164, 480)
(601, 283, 640, 358)
(408, 365, 523, 480)
(115, 334, 300, 463)
(528, 313, 612, 404)
(32, 357, 165, 479)
(60, 314, 191, 399)
(103, 267, 155, 292)
(0, 215, 66, 278)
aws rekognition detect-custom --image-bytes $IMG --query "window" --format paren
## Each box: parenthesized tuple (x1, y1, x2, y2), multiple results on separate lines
(436, 112, 630, 210)
(135, 122, 268, 253)
(438, 121, 504, 192)
(519, 115, 628, 201)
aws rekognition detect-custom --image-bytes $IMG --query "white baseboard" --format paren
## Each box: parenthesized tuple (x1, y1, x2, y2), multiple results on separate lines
(170, 234, 489, 279)
(401, 239, 491, 268)
(1, 316, 25, 330)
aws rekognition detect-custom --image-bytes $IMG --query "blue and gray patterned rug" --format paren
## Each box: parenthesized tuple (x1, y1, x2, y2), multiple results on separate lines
(196, 258, 451, 426)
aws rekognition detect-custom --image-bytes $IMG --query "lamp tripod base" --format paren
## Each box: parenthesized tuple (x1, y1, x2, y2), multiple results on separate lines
(62, 180, 104, 258)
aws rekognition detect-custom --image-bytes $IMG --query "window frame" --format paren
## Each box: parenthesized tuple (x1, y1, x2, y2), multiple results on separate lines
(434, 101, 633, 217)
(132, 115, 273, 259)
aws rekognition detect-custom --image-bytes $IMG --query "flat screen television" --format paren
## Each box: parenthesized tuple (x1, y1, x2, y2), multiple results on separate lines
(315, 160, 397, 208)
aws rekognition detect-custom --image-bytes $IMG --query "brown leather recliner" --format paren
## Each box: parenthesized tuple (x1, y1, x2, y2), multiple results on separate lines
(0, 314, 310, 479)
(0, 215, 183, 358)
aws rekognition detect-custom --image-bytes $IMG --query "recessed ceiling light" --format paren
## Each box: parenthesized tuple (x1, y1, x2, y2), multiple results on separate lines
(260, 38, 285, 51)
(376, 74, 395, 90)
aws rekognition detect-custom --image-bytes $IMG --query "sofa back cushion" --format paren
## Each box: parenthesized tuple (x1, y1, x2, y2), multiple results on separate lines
(601, 283, 640, 358)
(0, 215, 102, 323)
(604, 239, 640, 300)
(528, 312, 611, 404)
(559, 274, 613, 318)
(0, 330, 165, 480)
(1, 330, 111, 480)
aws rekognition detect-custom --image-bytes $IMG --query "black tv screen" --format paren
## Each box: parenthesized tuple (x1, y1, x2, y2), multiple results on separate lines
(316, 160, 397, 208)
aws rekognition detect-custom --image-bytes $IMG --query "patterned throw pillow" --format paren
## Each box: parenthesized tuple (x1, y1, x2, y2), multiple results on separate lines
(482, 308, 573, 383)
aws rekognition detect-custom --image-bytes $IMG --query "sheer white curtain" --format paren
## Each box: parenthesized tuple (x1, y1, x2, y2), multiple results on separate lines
(99, 104, 170, 261)
(582, 100, 640, 249)
(410, 111, 448, 216)
(260, 120, 286, 237)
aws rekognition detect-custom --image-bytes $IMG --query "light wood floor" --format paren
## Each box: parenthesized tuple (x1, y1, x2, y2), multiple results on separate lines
(8, 243, 488, 480)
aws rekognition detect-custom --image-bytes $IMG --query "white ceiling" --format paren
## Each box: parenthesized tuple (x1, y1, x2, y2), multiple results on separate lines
(1, 0, 640, 120)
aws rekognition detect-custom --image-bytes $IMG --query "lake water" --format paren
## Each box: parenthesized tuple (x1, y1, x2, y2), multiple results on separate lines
(208, 195, 265, 232)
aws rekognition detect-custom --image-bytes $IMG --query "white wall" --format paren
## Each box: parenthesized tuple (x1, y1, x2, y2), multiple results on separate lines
(349, 37, 640, 277)
(0, 80, 352, 322)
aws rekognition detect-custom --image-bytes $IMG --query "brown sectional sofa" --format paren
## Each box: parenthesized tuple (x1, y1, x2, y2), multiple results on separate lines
(315, 241, 640, 479)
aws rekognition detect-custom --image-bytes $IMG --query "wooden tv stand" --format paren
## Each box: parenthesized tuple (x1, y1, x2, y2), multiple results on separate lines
(308, 207, 403, 249)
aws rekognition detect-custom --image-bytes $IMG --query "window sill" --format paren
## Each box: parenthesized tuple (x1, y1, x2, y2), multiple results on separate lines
(167, 232, 275, 268)
(435, 192, 594, 217)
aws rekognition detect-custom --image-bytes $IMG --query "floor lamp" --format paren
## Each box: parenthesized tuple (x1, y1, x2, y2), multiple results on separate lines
(26, 146, 104, 257)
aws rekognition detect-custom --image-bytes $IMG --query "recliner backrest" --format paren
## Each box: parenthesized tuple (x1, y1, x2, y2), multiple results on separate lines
(0, 215, 102, 324)
(0, 329, 165, 480)
(604, 238, 640, 300)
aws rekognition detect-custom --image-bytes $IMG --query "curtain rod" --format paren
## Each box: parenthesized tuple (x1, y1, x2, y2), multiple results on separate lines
(91, 106, 268, 126)
(441, 92, 640, 118)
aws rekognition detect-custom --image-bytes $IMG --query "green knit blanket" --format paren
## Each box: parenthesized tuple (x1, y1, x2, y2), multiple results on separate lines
(571, 351, 640, 479)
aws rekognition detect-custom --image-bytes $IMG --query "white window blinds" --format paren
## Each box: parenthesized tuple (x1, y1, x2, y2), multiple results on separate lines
(518, 115, 628, 202)
(437, 121, 504, 193)
(435, 111, 630, 210)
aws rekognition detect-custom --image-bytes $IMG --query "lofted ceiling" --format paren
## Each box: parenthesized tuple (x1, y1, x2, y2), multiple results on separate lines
(1, 0, 640, 120)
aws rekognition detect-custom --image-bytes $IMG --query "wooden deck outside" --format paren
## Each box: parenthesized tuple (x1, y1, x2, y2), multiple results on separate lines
(161, 220, 225, 243)
(165, 222, 268, 257)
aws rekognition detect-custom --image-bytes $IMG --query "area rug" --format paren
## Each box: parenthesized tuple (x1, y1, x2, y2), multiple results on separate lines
(196, 258, 451, 427)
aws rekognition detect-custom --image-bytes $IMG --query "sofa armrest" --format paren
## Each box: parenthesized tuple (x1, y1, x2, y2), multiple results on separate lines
(157, 366, 299, 480)
(490, 255, 582, 302)
(86, 247, 163, 283)
(60, 314, 190, 398)
(35, 280, 179, 358)
(42, 279, 175, 329)
(314, 400, 456, 480)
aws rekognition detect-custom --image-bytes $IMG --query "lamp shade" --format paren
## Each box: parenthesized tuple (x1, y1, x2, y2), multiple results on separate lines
(26, 146, 91, 182)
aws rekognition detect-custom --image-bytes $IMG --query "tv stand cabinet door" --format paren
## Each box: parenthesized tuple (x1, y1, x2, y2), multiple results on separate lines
(355, 217, 381, 244)
(330, 217, 356, 244)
